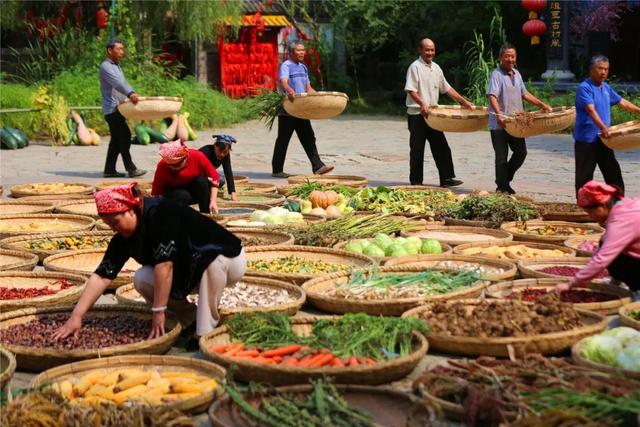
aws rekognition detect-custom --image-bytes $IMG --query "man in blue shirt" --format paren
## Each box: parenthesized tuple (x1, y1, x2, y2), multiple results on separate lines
(271, 41, 333, 178)
(573, 55, 640, 194)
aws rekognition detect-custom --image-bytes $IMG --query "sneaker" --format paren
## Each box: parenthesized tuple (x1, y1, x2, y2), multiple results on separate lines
(271, 172, 291, 178)
(103, 171, 126, 178)
(440, 178, 463, 188)
(313, 165, 334, 175)
(128, 169, 147, 178)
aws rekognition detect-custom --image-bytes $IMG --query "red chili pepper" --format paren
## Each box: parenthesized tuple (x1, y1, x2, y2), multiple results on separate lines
(539, 266, 608, 278)
(0, 280, 75, 300)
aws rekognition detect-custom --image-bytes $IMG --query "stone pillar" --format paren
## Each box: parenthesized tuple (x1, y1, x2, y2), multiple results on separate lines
(542, 0, 575, 81)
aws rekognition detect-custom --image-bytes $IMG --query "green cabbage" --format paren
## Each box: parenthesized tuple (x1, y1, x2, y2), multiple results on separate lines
(581, 335, 622, 366)
(602, 327, 640, 346)
(615, 345, 640, 371)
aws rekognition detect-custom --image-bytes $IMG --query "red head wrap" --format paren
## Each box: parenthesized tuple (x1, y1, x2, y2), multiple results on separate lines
(159, 140, 189, 165)
(94, 183, 142, 215)
(577, 180, 621, 208)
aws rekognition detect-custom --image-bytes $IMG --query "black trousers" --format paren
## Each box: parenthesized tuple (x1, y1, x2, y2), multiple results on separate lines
(490, 129, 527, 190)
(574, 139, 624, 194)
(608, 252, 640, 292)
(104, 110, 137, 173)
(407, 115, 455, 185)
(165, 175, 211, 213)
(272, 115, 324, 173)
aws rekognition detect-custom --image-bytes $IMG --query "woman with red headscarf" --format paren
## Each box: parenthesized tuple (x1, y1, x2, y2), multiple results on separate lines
(557, 180, 640, 291)
(53, 183, 245, 342)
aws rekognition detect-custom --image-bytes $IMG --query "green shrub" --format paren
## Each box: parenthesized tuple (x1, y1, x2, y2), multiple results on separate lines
(0, 83, 39, 136)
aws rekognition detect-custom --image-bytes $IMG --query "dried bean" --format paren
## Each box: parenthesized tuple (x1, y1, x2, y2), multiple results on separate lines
(539, 266, 608, 278)
(0, 280, 75, 300)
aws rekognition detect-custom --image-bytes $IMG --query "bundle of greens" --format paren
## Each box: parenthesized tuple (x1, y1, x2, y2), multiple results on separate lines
(245, 91, 285, 131)
(350, 186, 457, 220)
(446, 193, 539, 227)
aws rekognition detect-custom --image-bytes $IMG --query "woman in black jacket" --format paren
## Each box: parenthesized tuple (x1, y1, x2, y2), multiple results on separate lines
(200, 134, 238, 201)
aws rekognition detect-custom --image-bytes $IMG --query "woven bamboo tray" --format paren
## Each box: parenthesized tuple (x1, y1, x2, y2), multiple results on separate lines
(218, 192, 285, 207)
(503, 107, 576, 138)
(0, 200, 55, 215)
(302, 265, 490, 316)
(228, 228, 294, 247)
(619, 301, 640, 330)
(444, 217, 495, 228)
(425, 105, 489, 132)
(537, 202, 591, 222)
(383, 254, 517, 282)
(0, 347, 16, 391)
(571, 341, 640, 380)
(0, 271, 87, 311)
(10, 182, 94, 198)
(403, 225, 513, 246)
(236, 182, 277, 194)
(0, 249, 38, 272)
(231, 175, 249, 184)
(55, 200, 99, 218)
(12, 194, 94, 206)
(118, 96, 183, 120)
(244, 245, 374, 285)
(95, 219, 110, 231)
(43, 249, 141, 290)
(500, 220, 604, 244)
(287, 175, 368, 188)
(485, 279, 632, 315)
(0, 304, 181, 371)
(517, 257, 609, 282)
(199, 316, 428, 385)
(333, 238, 452, 263)
(601, 120, 640, 151)
(32, 355, 225, 414)
(283, 91, 349, 120)
(0, 213, 96, 240)
(0, 230, 114, 263)
(95, 180, 152, 195)
(402, 300, 607, 357)
(564, 235, 599, 257)
(453, 240, 575, 261)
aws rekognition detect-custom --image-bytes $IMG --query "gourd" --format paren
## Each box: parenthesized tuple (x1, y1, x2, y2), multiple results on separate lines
(309, 190, 340, 208)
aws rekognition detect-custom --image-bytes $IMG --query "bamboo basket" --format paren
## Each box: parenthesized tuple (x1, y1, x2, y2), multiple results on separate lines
(287, 175, 368, 188)
(32, 355, 226, 414)
(12, 194, 93, 206)
(517, 257, 609, 282)
(619, 301, 640, 330)
(244, 245, 374, 285)
(10, 182, 94, 198)
(402, 225, 513, 246)
(402, 300, 607, 357)
(453, 240, 575, 261)
(199, 316, 428, 385)
(500, 220, 604, 244)
(117, 96, 183, 120)
(0, 249, 38, 272)
(601, 120, 640, 151)
(95, 180, 152, 195)
(485, 278, 632, 315)
(0, 305, 181, 371)
(383, 254, 517, 282)
(218, 192, 285, 207)
(0, 347, 16, 391)
(228, 228, 295, 247)
(571, 341, 640, 380)
(0, 230, 114, 263)
(564, 235, 599, 257)
(0, 213, 96, 240)
(425, 105, 489, 132)
(0, 271, 87, 311)
(302, 265, 490, 316)
(444, 217, 496, 228)
(236, 182, 277, 194)
(537, 202, 591, 222)
(503, 107, 576, 138)
(95, 219, 111, 231)
(232, 175, 249, 184)
(43, 249, 141, 290)
(55, 200, 99, 218)
(205, 204, 271, 223)
(0, 200, 55, 215)
(282, 91, 349, 120)
(333, 238, 452, 263)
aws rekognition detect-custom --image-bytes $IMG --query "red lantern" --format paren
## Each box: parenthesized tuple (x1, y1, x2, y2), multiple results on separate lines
(521, 0, 547, 14)
(523, 19, 547, 45)
(96, 7, 108, 29)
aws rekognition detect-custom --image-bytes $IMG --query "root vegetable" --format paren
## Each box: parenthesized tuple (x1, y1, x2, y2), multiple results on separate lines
(70, 110, 92, 145)
(163, 115, 178, 139)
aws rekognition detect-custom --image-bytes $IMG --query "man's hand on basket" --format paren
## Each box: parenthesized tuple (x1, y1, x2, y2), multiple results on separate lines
(461, 100, 474, 109)
(420, 104, 430, 117)
(129, 93, 139, 105)
(599, 125, 611, 139)
(286, 89, 296, 102)
(541, 103, 553, 113)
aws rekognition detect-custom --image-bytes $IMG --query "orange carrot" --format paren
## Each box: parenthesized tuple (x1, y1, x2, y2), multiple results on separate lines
(223, 343, 245, 357)
(309, 353, 334, 367)
(209, 344, 229, 353)
(347, 356, 359, 367)
(365, 358, 376, 365)
(284, 357, 299, 366)
(331, 358, 345, 367)
(254, 357, 277, 365)
(236, 349, 260, 357)
(299, 353, 323, 367)
(272, 356, 283, 363)
(262, 344, 301, 358)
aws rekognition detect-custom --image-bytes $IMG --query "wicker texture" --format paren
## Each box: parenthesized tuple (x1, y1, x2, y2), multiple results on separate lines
(228, 228, 295, 247)
(333, 239, 452, 263)
(31, 355, 225, 414)
(564, 235, 599, 257)
(517, 257, 602, 281)
(12, 194, 93, 206)
(55, 200, 99, 218)
(453, 240, 576, 261)
(402, 300, 607, 357)
(219, 192, 285, 207)
(0, 249, 38, 272)
(232, 175, 249, 184)
(537, 202, 591, 222)
(0, 230, 114, 263)
(572, 341, 640, 380)
(283, 91, 349, 120)
(236, 182, 277, 194)
(444, 217, 495, 228)
(117, 96, 183, 120)
(504, 107, 576, 138)
(425, 105, 489, 132)
(199, 316, 428, 385)
(403, 225, 513, 246)
(0, 271, 87, 311)
(601, 120, 640, 152)
(0, 347, 16, 390)
(618, 301, 640, 330)
(10, 182, 94, 198)
(0, 213, 95, 240)
(500, 220, 604, 244)
(95, 180, 152, 195)
(95, 219, 111, 231)
(0, 305, 181, 372)
(0, 200, 55, 215)
(286, 175, 368, 188)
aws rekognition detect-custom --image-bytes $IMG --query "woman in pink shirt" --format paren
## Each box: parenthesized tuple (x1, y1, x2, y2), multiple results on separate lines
(557, 181, 640, 292)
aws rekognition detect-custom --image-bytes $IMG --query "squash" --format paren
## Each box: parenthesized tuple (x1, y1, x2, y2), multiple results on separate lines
(176, 114, 189, 142)
(163, 115, 178, 140)
(325, 205, 341, 219)
(71, 110, 93, 145)
(309, 190, 340, 208)
(309, 207, 327, 217)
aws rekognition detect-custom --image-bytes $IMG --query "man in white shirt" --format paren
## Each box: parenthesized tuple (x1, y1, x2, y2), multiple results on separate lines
(405, 38, 472, 187)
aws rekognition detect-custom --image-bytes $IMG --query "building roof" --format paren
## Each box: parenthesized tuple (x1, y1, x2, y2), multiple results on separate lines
(242, 0, 288, 15)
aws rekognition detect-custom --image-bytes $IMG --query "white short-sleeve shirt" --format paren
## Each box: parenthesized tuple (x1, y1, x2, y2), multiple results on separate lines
(404, 57, 452, 115)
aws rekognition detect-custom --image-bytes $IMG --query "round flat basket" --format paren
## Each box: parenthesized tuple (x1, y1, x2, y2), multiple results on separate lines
(444, 217, 496, 228)
(503, 107, 576, 138)
(333, 238, 451, 263)
(199, 316, 428, 386)
(0, 249, 38, 272)
(282, 91, 349, 120)
(453, 240, 575, 261)
(287, 174, 368, 188)
(0, 200, 55, 215)
(425, 105, 489, 132)
(0, 213, 95, 240)
(95, 219, 110, 231)
(601, 120, 640, 152)
(0, 230, 114, 263)
(537, 202, 591, 222)
(44, 249, 141, 290)
(485, 278, 632, 315)
(95, 180, 152, 195)
(572, 341, 640, 380)
(31, 355, 225, 414)
(219, 192, 285, 207)
(402, 300, 607, 357)
(209, 384, 438, 427)
(500, 220, 603, 244)
(232, 175, 249, 184)
(564, 235, 599, 257)
(618, 301, 640, 330)
(517, 257, 610, 282)
(55, 200, 99, 218)
(235, 182, 277, 194)
(403, 225, 513, 246)
(0, 305, 181, 372)
(12, 194, 93, 206)
(117, 96, 183, 120)
(0, 347, 16, 391)
(10, 182, 94, 198)
(244, 245, 374, 285)
(302, 265, 490, 316)
(228, 228, 294, 247)
(0, 271, 87, 311)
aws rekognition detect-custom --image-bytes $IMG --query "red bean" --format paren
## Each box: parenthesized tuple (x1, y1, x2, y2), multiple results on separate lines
(0, 280, 75, 300)
(539, 266, 608, 278)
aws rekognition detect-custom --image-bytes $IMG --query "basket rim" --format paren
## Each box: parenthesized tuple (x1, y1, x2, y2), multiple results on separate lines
(453, 240, 576, 259)
(118, 96, 183, 104)
(0, 270, 87, 309)
(43, 248, 139, 275)
(290, 91, 349, 99)
(0, 248, 39, 271)
(9, 182, 95, 197)
(571, 340, 640, 380)
(503, 106, 576, 122)
(0, 346, 17, 389)
(603, 119, 640, 137)
(427, 105, 489, 119)
(500, 220, 604, 242)
(618, 301, 640, 330)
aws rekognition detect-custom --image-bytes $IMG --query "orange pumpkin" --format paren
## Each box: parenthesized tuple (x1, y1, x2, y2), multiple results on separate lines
(309, 190, 340, 208)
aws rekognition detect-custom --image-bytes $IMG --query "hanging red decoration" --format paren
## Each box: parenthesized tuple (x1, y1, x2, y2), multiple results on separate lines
(521, 0, 547, 16)
(522, 19, 547, 45)
(96, 7, 108, 29)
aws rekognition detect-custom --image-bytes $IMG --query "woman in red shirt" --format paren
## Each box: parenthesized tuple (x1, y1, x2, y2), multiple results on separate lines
(152, 140, 220, 213)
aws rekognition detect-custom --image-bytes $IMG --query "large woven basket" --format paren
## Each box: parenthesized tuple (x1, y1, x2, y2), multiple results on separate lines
(537, 202, 591, 222)
(333, 238, 452, 263)
(205, 204, 271, 223)
(444, 217, 495, 228)
(199, 316, 428, 385)
(571, 341, 640, 381)
(10, 182, 94, 198)
(302, 265, 490, 316)
(403, 300, 607, 357)
(287, 174, 368, 188)
(218, 192, 285, 207)
(0, 347, 16, 391)
(382, 254, 517, 282)
(601, 120, 640, 151)
(117, 96, 183, 120)
(517, 257, 608, 282)
(244, 245, 374, 285)
(453, 240, 575, 261)
(503, 107, 576, 138)
(485, 278, 632, 315)
(43, 249, 141, 290)
(55, 200, 99, 218)
(403, 225, 513, 246)
(283, 91, 349, 120)
(425, 105, 489, 132)
(0, 304, 181, 371)
(0, 200, 55, 215)
(564, 235, 599, 257)
(0, 271, 87, 311)
(32, 355, 225, 414)
(235, 182, 277, 194)
(0, 213, 95, 240)
(11, 194, 93, 206)
(0, 249, 38, 272)
(0, 230, 114, 263)
(95, 219, 111, 231)
(95, 180, 152, 195)
(500, 220, 604, 244)
(228, 228, 294, 247)
(618, 301, 640, 330)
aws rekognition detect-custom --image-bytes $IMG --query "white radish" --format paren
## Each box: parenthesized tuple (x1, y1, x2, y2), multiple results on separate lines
(71, 110, 92, 145)
(164, 114, 178, 140)
(176, 114, 189, 142)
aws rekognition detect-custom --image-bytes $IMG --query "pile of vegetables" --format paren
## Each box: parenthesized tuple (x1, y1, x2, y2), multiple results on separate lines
(538, 265, 609, 279)
(219, 282, 296, 309)
(344, 234, 442, 258)
(65, 110, 100, 146)
(245, 207, 304, 226)
(513, 223, 598, 236)
(630, 310, 640, 321)
(247, 256, 347, 275)
(446, 192, 539, 227)
(300, 190, 354, 219)
(284, 181, 358, 199)
(578, 327, 640, 372)
(458, 243, 567, 260)
(509, 287, 618, 303)
(24, 235, 111, 251)
(350, 186, 457, 220)
(0, 279, 74, 300)
(0, 127, 29, 150)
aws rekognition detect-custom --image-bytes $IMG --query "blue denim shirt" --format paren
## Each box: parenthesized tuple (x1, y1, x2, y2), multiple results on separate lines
(99, 59, 135, 115)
